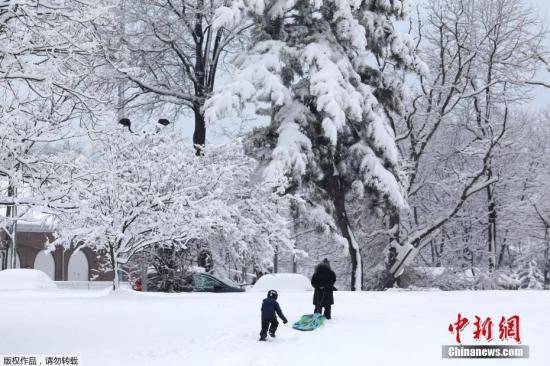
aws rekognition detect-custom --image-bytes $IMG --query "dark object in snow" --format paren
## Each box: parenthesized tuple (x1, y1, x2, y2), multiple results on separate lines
(118, 118, 132, 132)
(146, 266, 243, 293)
(144, 244, 243, 293)
(260, 318, 278, 340)
(261, 296, 287, 322)
(158, 118, 170, 126)
(146, 245, 193, 292)
(192, 273, 244, 293)
(132, 278, 143, 291)
(311, 260, 336, 319)
(260, 293, 287, 340)
(197, 250, 213, 272)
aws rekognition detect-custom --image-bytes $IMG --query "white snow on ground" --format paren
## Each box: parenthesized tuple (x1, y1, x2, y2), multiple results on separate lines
(0, 269, 57, 290)
(0, 289, 549, 366)
(252, 273, 313, 292)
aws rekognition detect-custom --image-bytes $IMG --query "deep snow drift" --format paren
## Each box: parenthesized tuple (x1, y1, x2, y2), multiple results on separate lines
(0, 269, 57, 290)
(0, 288, 548, 365)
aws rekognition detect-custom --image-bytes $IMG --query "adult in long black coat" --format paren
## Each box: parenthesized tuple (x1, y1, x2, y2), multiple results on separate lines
(311, 258, 336, 319)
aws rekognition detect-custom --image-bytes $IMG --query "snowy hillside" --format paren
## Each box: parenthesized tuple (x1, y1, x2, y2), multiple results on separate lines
(0, 289, 548, 365)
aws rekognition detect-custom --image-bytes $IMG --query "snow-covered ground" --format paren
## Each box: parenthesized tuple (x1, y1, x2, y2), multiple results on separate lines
(0, 289, 548, 366)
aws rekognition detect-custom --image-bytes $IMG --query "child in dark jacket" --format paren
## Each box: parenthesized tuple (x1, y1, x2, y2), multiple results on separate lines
(260, 290, 288, 341)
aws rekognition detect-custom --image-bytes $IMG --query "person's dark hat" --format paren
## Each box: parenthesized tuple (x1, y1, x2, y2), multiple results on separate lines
(267, 290, 278, 300)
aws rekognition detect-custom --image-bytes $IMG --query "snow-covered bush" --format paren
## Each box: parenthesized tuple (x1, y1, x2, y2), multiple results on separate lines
(396, 266, 525, 291)
(396, 267, 471, 290)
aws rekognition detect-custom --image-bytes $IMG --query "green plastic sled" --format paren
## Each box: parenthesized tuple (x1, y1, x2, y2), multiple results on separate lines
(292, 313, 326, 331)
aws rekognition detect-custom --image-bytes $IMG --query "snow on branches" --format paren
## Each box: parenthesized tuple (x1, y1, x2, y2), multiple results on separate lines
(0, 0, 110, 252)
(52, 129, 294, 288)
(205, 0, 423, 289)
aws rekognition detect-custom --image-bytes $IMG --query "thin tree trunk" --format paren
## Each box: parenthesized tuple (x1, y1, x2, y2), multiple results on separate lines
(486, 167, 497, 272)
(497, 229, 509, 270)
(389, 212, 400, 242)
(192, 0, 206, 155)
(2, 184, 15, 269)
(6, 184, 17, 269)
(544, 228, 550, 290)
(109, 244, 119, 291)
(331, 178, 363, 291)
(430, 240, 435, 266)
(192, 102, 206, 155)
(388, 212, 402, 286)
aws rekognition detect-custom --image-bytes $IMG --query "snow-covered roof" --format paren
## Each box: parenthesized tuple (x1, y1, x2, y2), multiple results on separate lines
(1, 207, 57, 233)
(16, 220, 55, 233)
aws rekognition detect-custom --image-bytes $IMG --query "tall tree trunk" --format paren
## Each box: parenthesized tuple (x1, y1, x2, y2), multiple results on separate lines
(193, 0, 206, 155)
(331, 177, 363, 291)
(6, 184, 17, 269)
(0, 241, 6, 270)
(496, 229, 509, 270)
(192, 102, 206, 155)
(273, 245, 278, 273)
(389, 212, 401, 286)
(486, 167, 497, 272)
(109, 243, 119, 291)
(544, 228, 550, 290)
(389, 212, 400, 242)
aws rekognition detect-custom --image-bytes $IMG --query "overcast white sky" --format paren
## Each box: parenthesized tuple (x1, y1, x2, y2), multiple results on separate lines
(518, 0, 550, 19)
(404, 0, 550, 108)
(522, 0, 550, 107)
(409, 0, 550, 21)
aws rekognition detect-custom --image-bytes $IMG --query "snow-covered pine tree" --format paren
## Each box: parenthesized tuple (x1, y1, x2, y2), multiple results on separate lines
(518, 260, 544, 290)
(206, 0, 423, 290)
